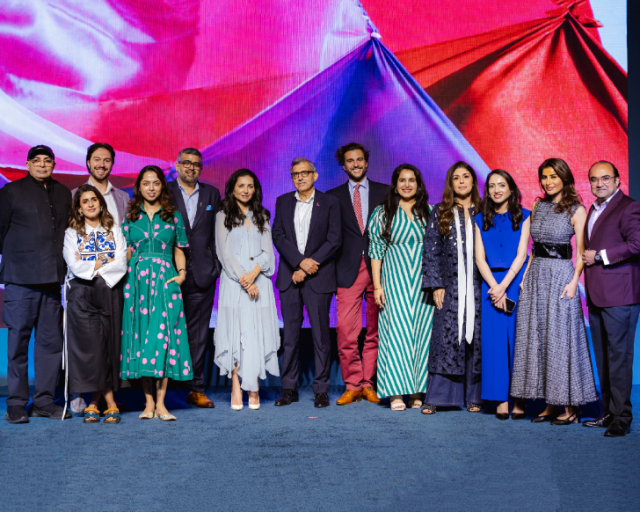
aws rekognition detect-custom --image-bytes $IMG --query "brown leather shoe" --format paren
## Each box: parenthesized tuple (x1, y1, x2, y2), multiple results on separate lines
(187, 392, 215, 408)
(361, 387, 382, 404)
(336, 389, 363, 405)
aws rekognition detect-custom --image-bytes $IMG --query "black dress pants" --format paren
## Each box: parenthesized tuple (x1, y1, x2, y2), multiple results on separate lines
(181, 270, 216, 393)
(589, 303, 640, 427)
(3, 283, 63, 408)
(279, 282, 332, 394)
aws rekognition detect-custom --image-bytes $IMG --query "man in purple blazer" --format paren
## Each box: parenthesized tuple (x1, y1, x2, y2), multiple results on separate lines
(582, 161, 640, 437)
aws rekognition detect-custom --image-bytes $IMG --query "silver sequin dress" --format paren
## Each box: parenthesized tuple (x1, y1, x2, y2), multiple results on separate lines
(511, 201, 597, 406)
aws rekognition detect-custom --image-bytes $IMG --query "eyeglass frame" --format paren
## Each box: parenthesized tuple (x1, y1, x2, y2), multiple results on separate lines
(177, 160, 203, 170)
(589, 175, 617, 185)
(290, 170, 316, 179)
(29, 157, 55, 167)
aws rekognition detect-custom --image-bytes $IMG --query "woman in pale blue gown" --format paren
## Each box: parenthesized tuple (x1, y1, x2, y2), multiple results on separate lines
(214, 169, 281, 410)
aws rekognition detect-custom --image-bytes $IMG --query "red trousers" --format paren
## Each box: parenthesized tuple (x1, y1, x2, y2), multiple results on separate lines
(336, 257, 379, 390)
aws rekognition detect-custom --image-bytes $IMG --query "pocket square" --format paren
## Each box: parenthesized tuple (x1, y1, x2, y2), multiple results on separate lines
(206, 205, 212, 211)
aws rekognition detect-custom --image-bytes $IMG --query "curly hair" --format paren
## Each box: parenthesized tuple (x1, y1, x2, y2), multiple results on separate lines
(381, 164, 429, 242)
(127, 165, 176, 223)
(438, 161, 482, 235)
(220, 169, 270, 233)
(335, 142, 369, 166)
(538, 158, 582, 214)
(68, 184, 114, 236)
(481, 169, 523, 231)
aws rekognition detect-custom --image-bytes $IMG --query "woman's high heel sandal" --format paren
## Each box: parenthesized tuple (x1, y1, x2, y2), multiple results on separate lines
(551, 412, 580, 425)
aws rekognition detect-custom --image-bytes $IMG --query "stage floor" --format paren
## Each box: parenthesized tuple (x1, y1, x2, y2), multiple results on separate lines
(1, 386, 638, 512)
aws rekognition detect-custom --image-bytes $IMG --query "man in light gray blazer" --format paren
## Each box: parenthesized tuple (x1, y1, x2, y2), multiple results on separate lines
(69, 142, 130, 412)
(71, 143, 130, 226)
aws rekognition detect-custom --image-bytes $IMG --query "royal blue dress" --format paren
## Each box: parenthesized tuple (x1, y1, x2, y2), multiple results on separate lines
(476, 209, 530, 402)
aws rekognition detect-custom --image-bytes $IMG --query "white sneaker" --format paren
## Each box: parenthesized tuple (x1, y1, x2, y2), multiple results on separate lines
(69, 394, 87, 414)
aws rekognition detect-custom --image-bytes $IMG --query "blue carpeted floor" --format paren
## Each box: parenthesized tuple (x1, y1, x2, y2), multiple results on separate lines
(1, 386, 639, 512)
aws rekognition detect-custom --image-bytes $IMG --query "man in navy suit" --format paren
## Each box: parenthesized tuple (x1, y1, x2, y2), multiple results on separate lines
(272, 157, 342, 408)
(327, 143, 387, 405)
(168, 148, 221, 408)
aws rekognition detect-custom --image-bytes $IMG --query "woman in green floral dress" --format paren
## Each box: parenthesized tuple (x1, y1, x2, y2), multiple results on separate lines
(120, 165, 193, 421)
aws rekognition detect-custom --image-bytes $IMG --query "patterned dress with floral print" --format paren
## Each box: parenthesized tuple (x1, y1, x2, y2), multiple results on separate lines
(120, 206, 193, 381)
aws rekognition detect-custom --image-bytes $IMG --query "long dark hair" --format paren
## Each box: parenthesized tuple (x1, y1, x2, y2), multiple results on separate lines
(438, 161, 482, 235)
(221, 169, 270, 233)
(538, 158, 582, 214)
(381, 164, 430, 242)
(481, 169, 523, 231)
(127, 165, 175, 223)
(68, 184, 114, 236)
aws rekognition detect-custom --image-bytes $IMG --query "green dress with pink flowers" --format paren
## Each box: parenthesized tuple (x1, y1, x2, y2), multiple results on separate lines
(120, 206, 193, 381)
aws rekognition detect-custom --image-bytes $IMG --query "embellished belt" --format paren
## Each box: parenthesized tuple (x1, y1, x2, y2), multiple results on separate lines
(533, 242, 572, 260)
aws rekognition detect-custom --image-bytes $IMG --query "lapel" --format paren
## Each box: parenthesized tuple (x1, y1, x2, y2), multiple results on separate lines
(171, 181, 191, 232)
(585, 204, 595, 245)
(285, 193, 298, 247)
(307, 190, 321, 243)
(590, 190, 623, 240)
(340, 183, 360, 232)
(190, 183, 207, 230)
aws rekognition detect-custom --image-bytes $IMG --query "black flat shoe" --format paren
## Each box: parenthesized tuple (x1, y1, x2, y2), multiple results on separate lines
(604, 420, 630, 437)
(531, 414, 555, 423)
(495, 413, 509, 421)
(551, 413, 580, 425)
(314, 392, 330, 408)
(511, 413, 526, 420)
(583, 413, 613, 428)
(274, 389, 299, 406)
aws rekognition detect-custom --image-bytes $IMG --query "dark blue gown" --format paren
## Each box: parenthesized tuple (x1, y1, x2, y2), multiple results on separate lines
(476, 209, 530, 402)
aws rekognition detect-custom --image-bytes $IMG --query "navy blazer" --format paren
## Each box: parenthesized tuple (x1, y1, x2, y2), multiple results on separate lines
(0, 174, 72, 285)
(327, 179, 388, 288)
(168, 179, 222, 289)
(272, 189, 342, 293)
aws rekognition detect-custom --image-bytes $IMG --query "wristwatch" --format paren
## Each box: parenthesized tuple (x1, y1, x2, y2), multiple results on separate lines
(594, 251, 602, 263)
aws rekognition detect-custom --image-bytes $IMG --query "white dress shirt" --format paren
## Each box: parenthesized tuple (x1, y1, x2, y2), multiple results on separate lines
(588, 189, 619, 265)
(63, 223, 127, 288)
(88, 178, 120, 226)
(294, 189, 315, 255)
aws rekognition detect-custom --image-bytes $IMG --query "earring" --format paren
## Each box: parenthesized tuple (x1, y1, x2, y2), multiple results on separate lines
(79, 211, 83, 217)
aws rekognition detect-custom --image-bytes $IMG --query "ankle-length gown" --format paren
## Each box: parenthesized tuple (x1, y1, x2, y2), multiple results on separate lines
(511, 201, 597, 406)
(214, 211, 281, 392)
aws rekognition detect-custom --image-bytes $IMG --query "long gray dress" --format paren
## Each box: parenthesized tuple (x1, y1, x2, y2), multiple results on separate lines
(511, 201, 597, 406)
(214, 211, 281, 391)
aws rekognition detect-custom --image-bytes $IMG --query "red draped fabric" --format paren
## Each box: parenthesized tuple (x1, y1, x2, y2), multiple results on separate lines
(394, 2, 626, 207)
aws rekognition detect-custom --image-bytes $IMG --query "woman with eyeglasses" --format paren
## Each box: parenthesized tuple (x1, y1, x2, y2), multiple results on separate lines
(511, 158, 597, 425)
(214, 169, 280, 410)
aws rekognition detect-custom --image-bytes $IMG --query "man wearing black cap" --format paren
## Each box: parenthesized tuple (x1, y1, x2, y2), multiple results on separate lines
(0, 145, 72, 423)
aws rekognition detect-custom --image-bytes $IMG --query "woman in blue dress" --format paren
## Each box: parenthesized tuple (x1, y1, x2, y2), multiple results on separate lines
(475, 170, 530, 420)
(214, 169, 281, 411)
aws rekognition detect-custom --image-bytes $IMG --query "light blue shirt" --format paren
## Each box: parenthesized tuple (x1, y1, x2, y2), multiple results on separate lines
(177, 180, 200, 227)
(348, 177, 369, 227)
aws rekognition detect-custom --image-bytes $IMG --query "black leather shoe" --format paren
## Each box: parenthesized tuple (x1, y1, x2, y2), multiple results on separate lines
(582, 413, 613, 428)
(551, 412, 580, 425)
(274, 389, 299, 406)
(5, 405, 29, 424)
(511, 413, 526, 420)
(314, 392, 330, 408)
(29, 402, 72, 419)
(604, 420, 630, 437)
(531, 414, 555, 423)
(495, 413, 509, 421)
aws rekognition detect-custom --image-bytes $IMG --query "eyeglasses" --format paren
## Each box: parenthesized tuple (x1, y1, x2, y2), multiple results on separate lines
(291, 170, 314, 179)
(589, 175, 614, 184)
(30, 158, 54, 167)
(178, 160, 203, 170)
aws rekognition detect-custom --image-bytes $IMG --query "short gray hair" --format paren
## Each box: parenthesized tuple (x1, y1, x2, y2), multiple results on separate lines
(290, 157, 316, 174)
(177, 147, 202, 162)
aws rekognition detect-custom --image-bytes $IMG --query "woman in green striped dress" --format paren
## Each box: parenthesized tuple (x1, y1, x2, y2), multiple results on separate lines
(369, 164, 433, 411)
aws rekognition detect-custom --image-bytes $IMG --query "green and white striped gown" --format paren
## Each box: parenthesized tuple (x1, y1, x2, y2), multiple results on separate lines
(368, 205, 433, 398)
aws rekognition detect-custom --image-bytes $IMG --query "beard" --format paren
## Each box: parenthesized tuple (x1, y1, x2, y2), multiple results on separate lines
(89, 168, 111, 182)
(179, 170, 199, 184)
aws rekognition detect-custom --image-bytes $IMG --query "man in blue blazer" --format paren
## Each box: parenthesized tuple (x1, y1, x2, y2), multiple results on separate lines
(272, 157, 342, 408)
(327, 143, 388, 405)
(168, 148, 221, 408)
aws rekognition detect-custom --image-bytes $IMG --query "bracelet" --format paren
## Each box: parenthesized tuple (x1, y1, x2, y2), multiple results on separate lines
(178, 268, 186, 273)
(372, 272, 381, 275)
(374, 286, 383, 290)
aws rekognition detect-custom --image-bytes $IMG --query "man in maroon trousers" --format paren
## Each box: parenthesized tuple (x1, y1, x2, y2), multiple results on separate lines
(582, 161, 640, 437)
(328, 143, 388, 405)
